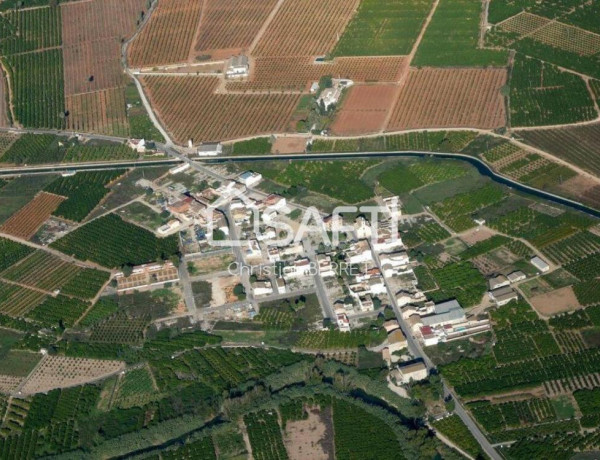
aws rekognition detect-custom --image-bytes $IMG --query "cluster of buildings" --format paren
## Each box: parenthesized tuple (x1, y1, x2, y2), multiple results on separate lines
(115, 262, 179, 293)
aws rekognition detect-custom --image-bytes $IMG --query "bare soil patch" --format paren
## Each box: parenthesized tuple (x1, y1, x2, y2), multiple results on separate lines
(460, 227, 495, 245)
(387, 68, 507, 130)
(66, 88, 129, 137)
(284, 406, 334, 460)
(272, 136, 307, 154)
(210, 275, 241, 306)
(530, 285, 581, 316)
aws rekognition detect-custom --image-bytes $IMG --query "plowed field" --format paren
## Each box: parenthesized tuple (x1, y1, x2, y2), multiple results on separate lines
(0, 192, 65, 240)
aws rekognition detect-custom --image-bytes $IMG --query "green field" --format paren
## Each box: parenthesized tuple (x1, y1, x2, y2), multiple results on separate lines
(413, 0, 508, 66)
(509, 55, 597, 127)
(50, 213, 179, 268)
(332, 0, 432, 56)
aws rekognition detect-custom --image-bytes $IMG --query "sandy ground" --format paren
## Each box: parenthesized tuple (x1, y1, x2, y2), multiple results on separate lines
(460, 226, 495, 245)
(530, 285, 581, 316)
(284, 407, 334, 460)
(272, 136, 307, 154)
(190, 252, 236, 275)
(210, 275, 240, 306)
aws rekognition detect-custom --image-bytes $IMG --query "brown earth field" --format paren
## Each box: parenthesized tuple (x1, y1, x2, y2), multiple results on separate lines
(331, 84, 398, 135)
(387, 67, 507, 131)
(272, 136, 307, 153)
(252, 0, 358, 57)
(284, 406, 334, 460)
(0, 192, 65, 240)
(193, 0, 279, 58)
(141, 75, 300, 143)
(65, 88, 129, 137)
(128, 0, 203, 68)
(530, 285, 581, 316)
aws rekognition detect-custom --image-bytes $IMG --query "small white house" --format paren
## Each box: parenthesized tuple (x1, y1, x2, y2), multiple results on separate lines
(393, 362, 428, 384)
(252, 281, 273, 297)
(226, 55, 249, 78)
(238, 171, 262, 187)
(197, 143, 222, 156)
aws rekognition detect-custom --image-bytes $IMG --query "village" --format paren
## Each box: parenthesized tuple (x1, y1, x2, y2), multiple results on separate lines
(108, 157, 554, 390)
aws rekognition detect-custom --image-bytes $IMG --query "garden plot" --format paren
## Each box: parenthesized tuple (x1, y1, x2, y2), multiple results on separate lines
(530, 286, 581, 316)
(20, 355, 125, 395)
(284, 406, 333, 460)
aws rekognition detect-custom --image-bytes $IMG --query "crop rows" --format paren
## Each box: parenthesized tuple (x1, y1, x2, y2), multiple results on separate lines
(0, 282, 46, 317)
(432, 415, 485, 458)
(65, 89, 130, 138)
(51, 214, 179, 268)
(226, 57, 405, 92)
(431, 261, 487, 307)
(4, 49, 65, 129)
(127, 0, 202, 67)
(0, 238, 34, 272)
(0, 134, 59, 165)
(26, 295, 89, 327)
(497, 12, 550, 36)
(528, 21, 600, 56)
(253, 0, 356, 57)
(44, 170, 124, 222)
(0, 6, 62, 55)
(542, 231, 600, 265)
(142, 76, 300, 143)
(0, 192, 64, 240)
(294, 329, 386, 349)
(1, 250, 81, 293)
(565, 252, 600, 281)
(244, 411, 287, 460)
(89, 312, 149, 344)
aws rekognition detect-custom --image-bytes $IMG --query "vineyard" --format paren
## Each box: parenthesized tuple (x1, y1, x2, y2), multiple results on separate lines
(0, 192, 64, 240)
(226, 57, 405, 92)
(509, 55, 596, 126)
(50, 213, 180, 268)
(44, 170, 124, 222)
(127, 0, 202, 67)
(243, 411, 288, 460)
(252, 0, 357, 57)
(142, 76, 300, 143)
(193, 0, 278, 58)
(386, 68, 507, 131)
(331, 0, 432, 56)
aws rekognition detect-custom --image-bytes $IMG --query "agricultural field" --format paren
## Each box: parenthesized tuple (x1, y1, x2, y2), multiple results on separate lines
(413, 0, 508, 66)
(226, 56, 405, 92)
(193, 0, 278, 59)
(378, 159, 468, 195)
(0, 192, 65, 240)
(243, 410, 288, 460)
(50, 213, 179, 268)
(0, 282, 47, 317)
(509, 55, 596, 127)
(387, 68, 507, 131)
(127, 0, 203, 68)
(517, 124, 600, 177)
(331, 0, 432, 56)
(0, 238, 34, 272)
(141, 75, 300, 143)
(331, 84, 398, 135)
(432, 415, 486, 459)
(27, 295, 89, 328)
(0, 134, 60, 165)
(249, 159, 377, 203)
(112, 366, 158, 409)
(44, 170, 125, 222)
(252, 0, 357, 57)
(294, 328, 386, 349)
(430, 261, 487, 307)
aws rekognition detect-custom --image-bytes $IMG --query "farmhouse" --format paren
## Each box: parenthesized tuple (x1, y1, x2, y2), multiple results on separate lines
(197, 142, 222, 156)
(393, 362, 428, 384)
(226, 55, 249, 78)
(317, 79, 353, 110)
(336, 311, 351, 332)
(507, 270, 527, 283)
(531, 256, 550, 273)
(488, 274, 510, 290)
(157, 219, 181, 235)
(489, 286, 518, 306)
(383, 319, 400, 333)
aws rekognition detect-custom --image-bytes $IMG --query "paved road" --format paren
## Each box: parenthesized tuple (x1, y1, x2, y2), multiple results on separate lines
(302, 238, 335, 320)
(178, 258, 197, 318)
(368, 239, 501, 460)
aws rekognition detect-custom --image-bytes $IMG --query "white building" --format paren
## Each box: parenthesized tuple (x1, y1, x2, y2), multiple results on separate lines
(252, 281, 273, 297)
(531, 256, 550, 273)
(346, 240, 373, 264)
(317, 254, 336, 278)
(354, 217, 372, 239)
(267, 246, 281, 262)
(421, 300, 466, 328)
(282, 258, 312, 279)
(238, 171, 262, 187)
(489, 286, 518, 306)
(488, 274, 510, 290)
(393, 362, 428, 384)
(157, 219, 181, 235)
(507, 270, 527, 283)
(197, 142, 222, 156)
(226, 55, 249, 78)
(169, 163, 190, 175)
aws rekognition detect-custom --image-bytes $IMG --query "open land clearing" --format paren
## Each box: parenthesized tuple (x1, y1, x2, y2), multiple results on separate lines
(284, 406, 333, 459)
(530, 285, 581, 316)
(0, 192, 65, 240)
